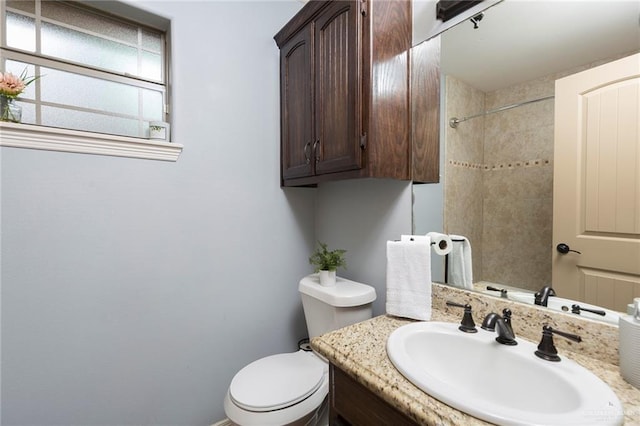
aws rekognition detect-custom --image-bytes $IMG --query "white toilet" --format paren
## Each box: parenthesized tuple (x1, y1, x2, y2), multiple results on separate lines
(224, 274, 376, 426)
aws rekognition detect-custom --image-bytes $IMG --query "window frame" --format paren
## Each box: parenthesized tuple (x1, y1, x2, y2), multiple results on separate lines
(0, 0, 181, 161)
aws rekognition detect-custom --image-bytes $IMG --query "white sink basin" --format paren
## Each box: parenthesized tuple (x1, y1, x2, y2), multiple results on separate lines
(387, 321, 623, 425)
(508, 292, 620, 325)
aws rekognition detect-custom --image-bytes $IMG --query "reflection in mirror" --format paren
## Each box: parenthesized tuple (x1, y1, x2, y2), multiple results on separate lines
(413, 0, 640, 321)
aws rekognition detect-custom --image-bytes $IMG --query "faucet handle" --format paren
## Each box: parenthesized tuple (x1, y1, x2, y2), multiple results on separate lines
(535, 325, 582, 362)
(446, 301, 477, 333)
(486, 285, 508, 298)
(502, 308, 514, 336)
(571, 304, 606, 317)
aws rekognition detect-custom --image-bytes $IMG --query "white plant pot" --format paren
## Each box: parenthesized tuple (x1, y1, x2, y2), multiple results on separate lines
(149, 121, 170, 141)
(319, 270, 336, 287)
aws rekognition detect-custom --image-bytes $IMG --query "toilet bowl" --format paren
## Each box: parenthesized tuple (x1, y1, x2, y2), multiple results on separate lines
(223, 350, 328, 426)
(224, 274, 376, 426)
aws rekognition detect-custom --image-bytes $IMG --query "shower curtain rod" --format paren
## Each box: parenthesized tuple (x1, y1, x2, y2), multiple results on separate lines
(449, 95, 554, 128)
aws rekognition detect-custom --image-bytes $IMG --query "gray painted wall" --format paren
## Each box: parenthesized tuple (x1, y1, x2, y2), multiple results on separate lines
(1, 2, 312, 425)
(413, 182, 445, 283)
(315, 179, 413, 316)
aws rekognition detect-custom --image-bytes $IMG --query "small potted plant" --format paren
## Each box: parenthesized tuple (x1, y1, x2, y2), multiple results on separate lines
(309, 242, 347, 286)
(149, 121, 170, 141)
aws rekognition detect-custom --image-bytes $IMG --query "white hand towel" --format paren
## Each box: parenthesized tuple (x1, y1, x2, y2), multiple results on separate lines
(386, 238, 432, 321)
(447, 235, 473, 290)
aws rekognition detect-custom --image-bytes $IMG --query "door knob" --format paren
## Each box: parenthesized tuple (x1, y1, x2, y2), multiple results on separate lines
(557, 243, 581, 254)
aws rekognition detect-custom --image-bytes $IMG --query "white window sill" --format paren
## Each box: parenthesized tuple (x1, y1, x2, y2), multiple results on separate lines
(0, 122, 183, 161)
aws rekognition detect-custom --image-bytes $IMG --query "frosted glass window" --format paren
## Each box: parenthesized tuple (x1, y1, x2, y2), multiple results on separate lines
(37, 1, 164, 81)
(41, 1, 139, 45)
(40, 68, 139, 116)
(6, 12, 36, 52)
(141, 51, 162, 81)
(1, 0, 170, 140)
(142, 30, 162, 53)
(14, 101, 35, 124)
(5, 1, 166, 81)
(41, 106, 140, 138)
(42, 22, 139, 76)
(142, 90, 163, 121)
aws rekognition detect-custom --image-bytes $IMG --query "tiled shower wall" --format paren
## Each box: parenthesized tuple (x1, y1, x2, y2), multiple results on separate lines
(482, 78, 554, 290)
(444, 74, 554, 291)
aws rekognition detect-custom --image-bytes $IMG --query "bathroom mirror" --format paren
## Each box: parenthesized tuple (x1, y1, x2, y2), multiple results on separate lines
(412, 0, 640, 320)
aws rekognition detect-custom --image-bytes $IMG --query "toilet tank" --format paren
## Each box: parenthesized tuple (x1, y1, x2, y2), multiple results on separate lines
(298, 274, 377, 339)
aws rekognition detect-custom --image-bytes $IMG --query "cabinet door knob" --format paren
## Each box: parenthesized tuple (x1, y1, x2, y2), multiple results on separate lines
(557, 243, 581, 255)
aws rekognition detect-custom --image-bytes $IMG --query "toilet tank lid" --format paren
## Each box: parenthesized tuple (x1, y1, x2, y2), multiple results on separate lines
(298, 274, 377, 307)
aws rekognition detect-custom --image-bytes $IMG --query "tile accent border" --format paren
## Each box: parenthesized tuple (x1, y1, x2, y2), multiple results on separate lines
(448, 158, 551, 171)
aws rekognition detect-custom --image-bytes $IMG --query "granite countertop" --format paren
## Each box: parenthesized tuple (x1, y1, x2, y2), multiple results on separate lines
(312, 309, 640, 425)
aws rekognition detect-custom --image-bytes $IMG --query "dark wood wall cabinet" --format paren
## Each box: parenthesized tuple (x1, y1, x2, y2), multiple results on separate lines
(274, 0, 439, 187)
(329, 364, 419, 425)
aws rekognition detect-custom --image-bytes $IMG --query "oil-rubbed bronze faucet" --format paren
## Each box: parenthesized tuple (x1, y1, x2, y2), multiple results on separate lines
(481, 308, 517, 345)
(534, 285, 556, 307)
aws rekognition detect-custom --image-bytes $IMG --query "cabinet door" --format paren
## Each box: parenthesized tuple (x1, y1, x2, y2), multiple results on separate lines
(330, 364, 419, 425)
(314, 0, 363, 175)
(280, 26, 314, 180)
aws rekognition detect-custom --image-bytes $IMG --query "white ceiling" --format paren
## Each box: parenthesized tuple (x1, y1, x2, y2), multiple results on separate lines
(440, 0, 640, 92)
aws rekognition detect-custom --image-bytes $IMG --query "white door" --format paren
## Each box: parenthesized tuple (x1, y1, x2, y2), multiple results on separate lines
(553, 53, 640, 312)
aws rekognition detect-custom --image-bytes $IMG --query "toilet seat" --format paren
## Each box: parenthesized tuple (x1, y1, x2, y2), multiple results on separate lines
(229, 351, 326, 412)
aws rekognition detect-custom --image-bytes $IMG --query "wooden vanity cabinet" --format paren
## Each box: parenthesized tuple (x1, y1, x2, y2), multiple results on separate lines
(274, 0, 436, 187)
(329, 364, 419, 425)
